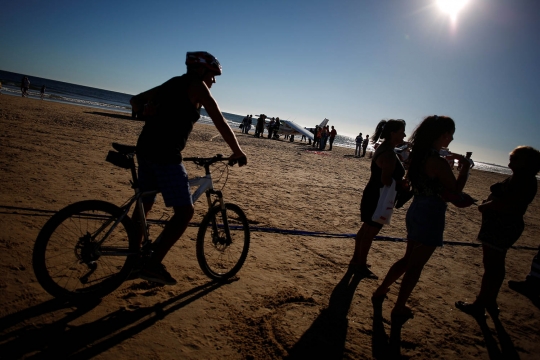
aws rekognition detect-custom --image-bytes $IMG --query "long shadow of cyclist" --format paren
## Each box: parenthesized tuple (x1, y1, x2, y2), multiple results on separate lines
(84, 111, 140, 122)
(0, 279, 230, 359)
(285, 267, 364, 359)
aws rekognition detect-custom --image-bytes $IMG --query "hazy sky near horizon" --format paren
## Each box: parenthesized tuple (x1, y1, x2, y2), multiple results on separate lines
(1, 0, 539, 165)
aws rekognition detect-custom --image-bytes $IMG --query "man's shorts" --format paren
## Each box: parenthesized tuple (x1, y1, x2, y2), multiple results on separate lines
(138, 157, 192, 208)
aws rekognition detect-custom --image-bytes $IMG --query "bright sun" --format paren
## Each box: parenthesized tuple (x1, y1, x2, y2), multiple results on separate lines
(437, 0, 469, 20)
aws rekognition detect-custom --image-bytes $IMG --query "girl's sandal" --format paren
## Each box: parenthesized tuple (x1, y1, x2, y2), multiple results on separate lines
(455, 301, 486, 318)
(391, 307, 414, 326)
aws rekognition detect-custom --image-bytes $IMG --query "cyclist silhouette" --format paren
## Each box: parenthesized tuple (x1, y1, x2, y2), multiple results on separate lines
(130, 51, 247, 285)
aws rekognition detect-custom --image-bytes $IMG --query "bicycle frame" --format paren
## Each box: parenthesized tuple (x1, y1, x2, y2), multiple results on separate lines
(127, 158, 228, 249)
(99, 146, 233, 256)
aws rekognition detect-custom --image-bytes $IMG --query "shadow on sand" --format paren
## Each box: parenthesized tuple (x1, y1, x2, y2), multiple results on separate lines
(84, 111, 140, 122)
(472, 312, 521, 360)
(0, 279, 230, 359)
(285, 267, 364, 359)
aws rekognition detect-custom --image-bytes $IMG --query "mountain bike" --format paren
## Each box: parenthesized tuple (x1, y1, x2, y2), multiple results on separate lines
(32, 143, 250, 300)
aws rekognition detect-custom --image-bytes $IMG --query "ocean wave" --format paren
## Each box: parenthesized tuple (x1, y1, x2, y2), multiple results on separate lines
(1, 86, 131, 111)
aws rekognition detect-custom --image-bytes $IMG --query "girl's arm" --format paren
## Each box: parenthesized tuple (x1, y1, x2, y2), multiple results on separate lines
(426, 154, 470, 193)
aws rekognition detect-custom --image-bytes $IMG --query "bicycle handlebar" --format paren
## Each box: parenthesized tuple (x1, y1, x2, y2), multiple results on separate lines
(109, 143, 242, 168)
(183, 154, 239, 167)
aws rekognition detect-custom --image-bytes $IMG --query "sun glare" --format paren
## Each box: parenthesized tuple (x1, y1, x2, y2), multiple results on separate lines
(437, 0, 469, 21)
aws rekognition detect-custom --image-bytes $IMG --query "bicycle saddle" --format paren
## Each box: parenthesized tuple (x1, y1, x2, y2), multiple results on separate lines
(112, 143, 136, 155)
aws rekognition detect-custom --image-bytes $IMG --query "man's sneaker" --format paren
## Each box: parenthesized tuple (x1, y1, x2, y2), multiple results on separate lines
(140, 263, 177, 285)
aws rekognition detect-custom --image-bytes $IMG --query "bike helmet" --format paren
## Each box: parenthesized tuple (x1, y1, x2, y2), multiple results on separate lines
(185, 51, 222, 75)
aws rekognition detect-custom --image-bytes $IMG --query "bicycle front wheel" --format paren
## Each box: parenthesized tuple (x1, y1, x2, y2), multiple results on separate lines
(32, 200, 139, 300)
(196, 203, 250, 280)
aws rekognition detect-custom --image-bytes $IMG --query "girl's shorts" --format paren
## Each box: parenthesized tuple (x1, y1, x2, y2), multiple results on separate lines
(406, 196, 447, 247)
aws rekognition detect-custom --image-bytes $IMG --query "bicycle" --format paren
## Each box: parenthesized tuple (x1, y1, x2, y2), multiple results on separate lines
(32, 143, 250, 301)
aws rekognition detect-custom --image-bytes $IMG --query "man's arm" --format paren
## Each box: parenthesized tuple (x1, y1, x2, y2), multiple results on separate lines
(191, 82, 247, 165)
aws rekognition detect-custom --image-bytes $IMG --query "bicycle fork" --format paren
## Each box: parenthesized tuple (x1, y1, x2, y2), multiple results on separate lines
(206, 190, 233, 245)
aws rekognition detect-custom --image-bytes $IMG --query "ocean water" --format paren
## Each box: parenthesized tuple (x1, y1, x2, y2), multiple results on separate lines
(1, 69, 514, 177)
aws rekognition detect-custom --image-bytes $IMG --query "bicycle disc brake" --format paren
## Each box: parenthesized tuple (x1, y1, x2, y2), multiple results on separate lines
(75, 232, 100, 284)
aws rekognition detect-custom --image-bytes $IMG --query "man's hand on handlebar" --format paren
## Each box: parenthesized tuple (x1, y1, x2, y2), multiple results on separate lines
(228, 151, 248, 167)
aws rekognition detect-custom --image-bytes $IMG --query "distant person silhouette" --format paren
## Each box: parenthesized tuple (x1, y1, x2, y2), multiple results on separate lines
(329, 126, 337, 150)
(40, 85, 46, 99)
(361, 135, 369, 157)
(355, 132, 363, 157)
(21, 76, 30, 97)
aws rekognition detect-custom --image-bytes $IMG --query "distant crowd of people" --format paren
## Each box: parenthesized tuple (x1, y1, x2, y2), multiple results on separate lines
(238, 114, 343, 149)
(308, 124, 337, 150)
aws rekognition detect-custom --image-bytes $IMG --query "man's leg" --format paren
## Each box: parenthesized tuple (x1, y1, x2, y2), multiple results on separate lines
(150, 205, 194, 264)
(139, 161, 193, 285)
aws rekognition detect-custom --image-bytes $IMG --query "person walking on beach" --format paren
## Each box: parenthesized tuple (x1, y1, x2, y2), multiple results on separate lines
(349, 119, 407, 278)
(455, 146, 539, 317)
(21, 76, 30, 97)
(361, 134, 370, 157)
(313, 126, 321, 148)
(129, 51, 247, 285)
(240, 114, 248, 132)
(267, 117, 275, 139)
(371, 115, 471, 346)
(273, 117, 280, 139)
(319, 126, 329, 150)
(355, 133, 363, 157)
(255, 114, 266, 138)
(329, 126, 337, 150)
(40, 85, 46, 100)
(243, 115, 252, 134)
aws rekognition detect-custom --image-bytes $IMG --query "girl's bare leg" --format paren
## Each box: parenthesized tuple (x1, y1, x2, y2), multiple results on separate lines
(351, 222, 382, 266)
(475, 244, 506, 308)
(393, 241, 437, 315)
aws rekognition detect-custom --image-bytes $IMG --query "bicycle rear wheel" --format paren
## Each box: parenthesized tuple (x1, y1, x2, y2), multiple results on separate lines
(32, 200, 138, 300)
(196, 203, 250, 280)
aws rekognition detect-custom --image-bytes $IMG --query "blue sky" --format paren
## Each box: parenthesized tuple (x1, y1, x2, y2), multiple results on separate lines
(1, 0, 539, 165)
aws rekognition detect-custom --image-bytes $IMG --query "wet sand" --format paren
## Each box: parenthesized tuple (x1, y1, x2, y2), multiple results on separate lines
(1, 95, 539, 359)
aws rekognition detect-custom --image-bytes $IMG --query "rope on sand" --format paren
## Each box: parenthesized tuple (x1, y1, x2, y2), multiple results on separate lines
(242, 225, 539, 251)
(1, 205, 536, 251)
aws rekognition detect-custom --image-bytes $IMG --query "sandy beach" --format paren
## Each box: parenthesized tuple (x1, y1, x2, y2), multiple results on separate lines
(1, 95, 539, 359)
